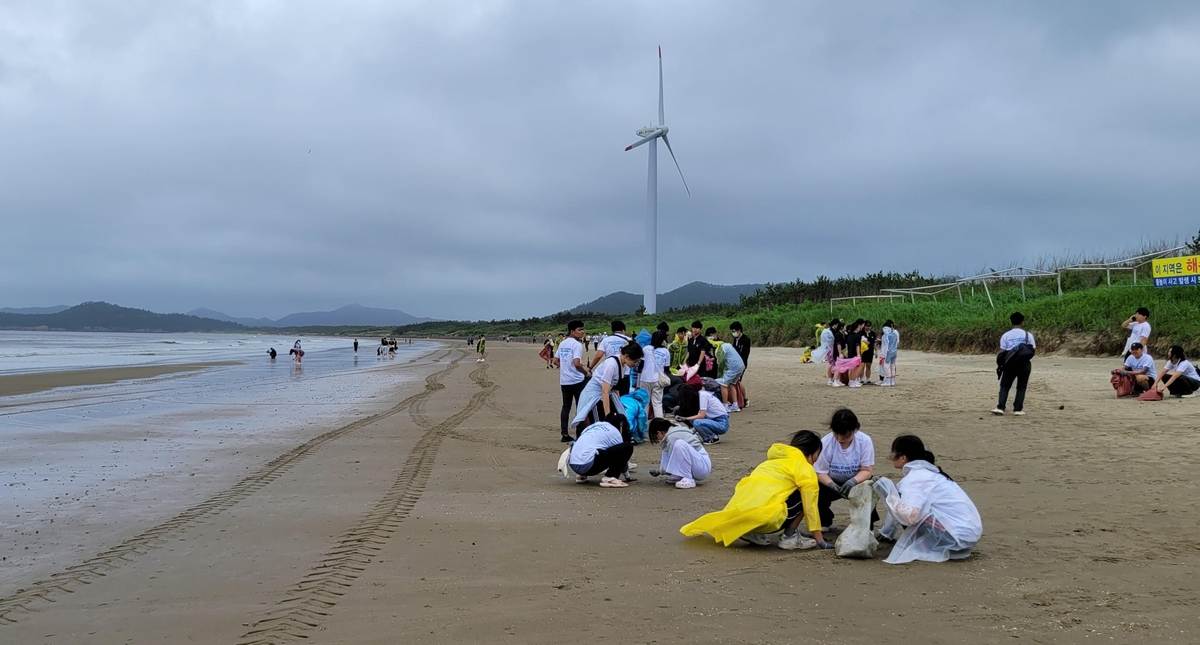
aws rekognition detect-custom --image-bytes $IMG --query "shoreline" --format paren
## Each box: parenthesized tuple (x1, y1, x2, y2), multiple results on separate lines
(0, 361, 243, 398)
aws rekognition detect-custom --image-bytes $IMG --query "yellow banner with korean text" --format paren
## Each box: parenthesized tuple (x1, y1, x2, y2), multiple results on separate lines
(1151, 255, 1200, 287)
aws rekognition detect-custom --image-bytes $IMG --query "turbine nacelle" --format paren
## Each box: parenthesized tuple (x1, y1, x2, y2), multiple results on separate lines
(636, 125, 667, 138)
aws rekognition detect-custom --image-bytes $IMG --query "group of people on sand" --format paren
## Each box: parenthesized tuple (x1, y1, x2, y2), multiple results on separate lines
(683, 407, 981, 563)
(1107, 307, 1199, 400)
(991, 306, 1199, 415)
(815, 318, 900, 388)
(552, 318, 750, 487)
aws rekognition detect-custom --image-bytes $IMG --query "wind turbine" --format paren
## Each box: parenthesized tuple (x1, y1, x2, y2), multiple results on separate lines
(625, 46, 689, 315)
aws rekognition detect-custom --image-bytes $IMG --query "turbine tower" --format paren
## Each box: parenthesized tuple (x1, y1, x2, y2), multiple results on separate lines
(625, 46, 689, 315)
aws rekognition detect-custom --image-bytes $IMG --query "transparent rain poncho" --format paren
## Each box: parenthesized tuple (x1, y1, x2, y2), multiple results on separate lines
(874, 461, 982, 564)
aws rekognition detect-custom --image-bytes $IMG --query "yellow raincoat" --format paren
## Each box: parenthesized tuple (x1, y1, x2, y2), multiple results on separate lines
(681, 443, 822, 546)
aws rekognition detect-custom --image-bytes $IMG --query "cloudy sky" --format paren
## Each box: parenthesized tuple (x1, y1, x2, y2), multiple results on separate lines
(3, 1, 1199, 320)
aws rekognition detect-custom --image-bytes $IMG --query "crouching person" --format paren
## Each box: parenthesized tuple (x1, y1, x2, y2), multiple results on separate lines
(648, 418, 710, 489)
(1153, 345, 1200, 398)
(682, 387, 730, 445)
(568, 413, 635, 488)
(874, 435, 982, 564)
(680, 430, 833, 551)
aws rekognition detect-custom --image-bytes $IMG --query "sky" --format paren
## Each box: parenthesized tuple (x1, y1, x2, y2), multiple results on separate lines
(3, 1, 1200, 320)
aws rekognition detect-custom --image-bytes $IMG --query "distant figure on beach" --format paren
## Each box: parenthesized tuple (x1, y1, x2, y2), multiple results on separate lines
(476, 335, 487, 362)
(268, 348, 277, 360)
(879, 320, 900, 387)
(730, 321, 751, 408)
(992, 312, 1034, 416)
(353, 339, 358, 353)
(290, 340, 304, 363)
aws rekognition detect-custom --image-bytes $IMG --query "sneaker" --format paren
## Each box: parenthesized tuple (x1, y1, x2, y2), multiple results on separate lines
(777, 533, 818, 550)
(560, 435, 573, 443)
(599, 476, 628, 488)
(702, 437, 720, 445)
(1013, 411, 1025, 416)
(875, 530, 897, 544)
(728, 403, 740, 412)
(627, 462, 638, 471)
(990, 408, 1004, 415)
(827, 379, 835, 386)
(663, 474, 682, 484)
(675, 477, 696, 489)
(849, 382, 861, 388)
(740, 532, 772, 546)
(575, 475, 588, 484)
(1183, 393, 1196, 399)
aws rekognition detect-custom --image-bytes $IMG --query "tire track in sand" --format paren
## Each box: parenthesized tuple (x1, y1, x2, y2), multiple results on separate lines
(237, 362, 495, 644)
(0, 349, 464, 626)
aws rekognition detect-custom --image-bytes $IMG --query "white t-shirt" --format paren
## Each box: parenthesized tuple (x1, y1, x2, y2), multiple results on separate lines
(639, 345, 659, 386)
(653, 347, 671, 375)
(698, 390, 728, 418)
(814, 431, 875, 484)
(999, 328, 1035, 351)
(557, 337, 585, 385)
(1165, 358, 1200, 382)
(1124, 353, 1157, 379)
(591, 355, 624, 387)
(569, 422, 624, 467)
(1124, 321, 1151, 353)
(598, 333, 632, 360)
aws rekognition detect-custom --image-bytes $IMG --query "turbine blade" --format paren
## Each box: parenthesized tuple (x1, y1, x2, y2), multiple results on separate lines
(658, 46, 665, 125)
(624, 130, 661, 151)
(661, 133, 690, 196)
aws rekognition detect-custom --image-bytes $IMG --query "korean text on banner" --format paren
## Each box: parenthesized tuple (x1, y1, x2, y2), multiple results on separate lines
(1151, 255, 1200, 288)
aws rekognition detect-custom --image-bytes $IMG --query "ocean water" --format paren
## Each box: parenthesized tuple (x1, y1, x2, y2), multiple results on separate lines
(0, 330, 386, 375)
(0, 331, 445, 583)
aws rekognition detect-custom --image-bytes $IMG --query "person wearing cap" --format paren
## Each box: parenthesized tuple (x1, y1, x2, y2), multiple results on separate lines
(1119, 342, 1156, 394)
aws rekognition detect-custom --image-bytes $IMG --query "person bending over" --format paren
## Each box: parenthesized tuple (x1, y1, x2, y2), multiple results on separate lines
(681, 387, 730, 445)
(681, 430, 832, 551)
(568, 414, 635, 488)
(1153, 345, 1200, 398)
(648, 418, 710, 489)
(874, 435, 982, 564)
(1118, 342, 1156, 395)
(571, 342, 643, 434)
(812, 409, 877, 533)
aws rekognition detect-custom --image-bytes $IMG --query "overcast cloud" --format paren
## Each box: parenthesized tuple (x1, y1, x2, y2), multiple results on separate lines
(3, 1, 1200, 320)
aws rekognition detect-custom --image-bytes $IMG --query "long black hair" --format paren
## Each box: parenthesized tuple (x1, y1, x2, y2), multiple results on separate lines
(890, 434, 952, 481)
(605, 412, 632, 443)
(1169, 345, 1186, 363)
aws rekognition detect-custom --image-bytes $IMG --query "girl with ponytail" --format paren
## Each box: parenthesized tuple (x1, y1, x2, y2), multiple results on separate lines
(872, 435, 982, 564)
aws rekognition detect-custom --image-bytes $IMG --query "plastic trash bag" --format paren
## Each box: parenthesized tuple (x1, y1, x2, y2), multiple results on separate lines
(874, 465, 982, 564)
(835, 480, 879, 558)
(635, 328, 652, 347)
(810, 345, 829, 363)
(557, 448, 573, 480)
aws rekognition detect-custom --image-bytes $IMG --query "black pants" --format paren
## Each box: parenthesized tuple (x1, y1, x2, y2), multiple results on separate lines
(997, 361, 1032, 412)
(1166, 374, 1200, 396)
(560, 381, 586, 437)
(580, 442, 634, 478)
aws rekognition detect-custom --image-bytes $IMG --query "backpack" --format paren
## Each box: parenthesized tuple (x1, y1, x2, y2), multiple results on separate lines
(997, 332, 1035, 377)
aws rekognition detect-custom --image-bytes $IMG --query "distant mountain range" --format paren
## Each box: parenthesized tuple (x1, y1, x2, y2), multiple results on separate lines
(0, 302, 433, 332)
(569, 281, 765, 315)
(188, 304, 434, 327)
(0, 302, 246, 333)
(0, 305, 71, 315)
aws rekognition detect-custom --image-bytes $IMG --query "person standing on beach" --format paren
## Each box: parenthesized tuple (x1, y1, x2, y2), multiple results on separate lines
(860, 321, 877, 385)
(353, 339, 358, 353)
(668, 327, 688, 371)
(555, 321, 590, 441)
(992, 312, 1034, 416)
(879, 320, 900, 386)
(1121, 308, 1151, 358)
(476, 335, 487, 362)
(590, 321, 632, 369)
(730, 321, 751, 409)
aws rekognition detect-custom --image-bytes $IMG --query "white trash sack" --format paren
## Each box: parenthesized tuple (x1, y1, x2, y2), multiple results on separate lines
(557, 448, 573, 480)
(834, 480, 879, 559)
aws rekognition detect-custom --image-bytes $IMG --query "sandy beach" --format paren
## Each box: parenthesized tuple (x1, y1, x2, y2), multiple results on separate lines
(0, 362, 241, 398)
(2, 342, 1199, 644)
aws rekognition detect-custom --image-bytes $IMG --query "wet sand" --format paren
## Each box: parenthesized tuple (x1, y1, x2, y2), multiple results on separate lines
(0, 362, 241, 398)
(2, 344, 1199, 643)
